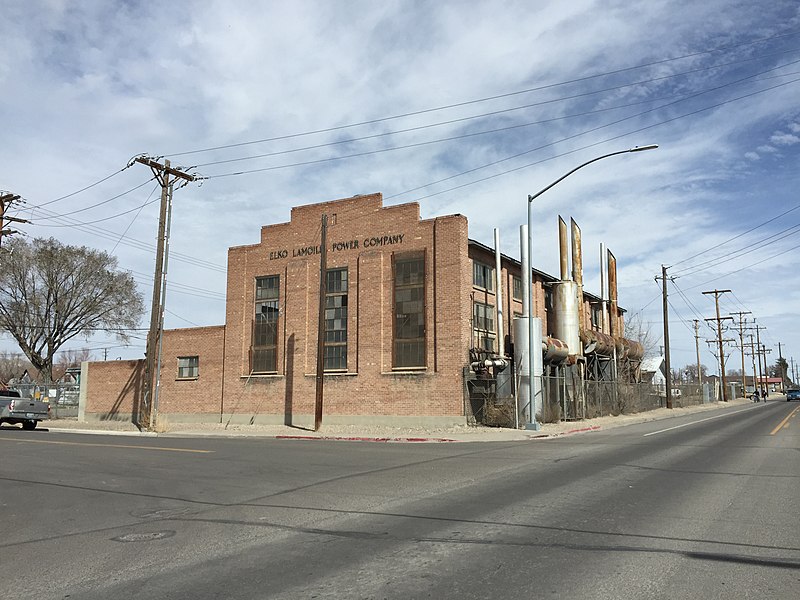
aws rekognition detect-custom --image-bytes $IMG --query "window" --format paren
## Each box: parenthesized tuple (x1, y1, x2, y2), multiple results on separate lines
(472, 261, 494, 291)
(544, 286, 553, 311)
(473, 302, 496, 352)
(252, 275, 280, 373)
(324, 268, 348, 370)
(512, 276, 522, 300)
(592, 304, 602, 330)
(177, 356, 198, 379)
(394, 253, 426, 368)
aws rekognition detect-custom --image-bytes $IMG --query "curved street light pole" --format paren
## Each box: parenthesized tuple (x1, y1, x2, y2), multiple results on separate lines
(525, 145, 658, 429)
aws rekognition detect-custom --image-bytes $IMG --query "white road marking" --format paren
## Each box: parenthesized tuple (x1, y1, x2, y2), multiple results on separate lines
(642, 405, 763, 437)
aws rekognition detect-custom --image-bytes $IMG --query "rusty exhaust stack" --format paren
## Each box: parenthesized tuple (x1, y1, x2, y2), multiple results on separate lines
(608, 249, 618, 337)
(571, 218, 583, 330)
(558, 216, 569, 281)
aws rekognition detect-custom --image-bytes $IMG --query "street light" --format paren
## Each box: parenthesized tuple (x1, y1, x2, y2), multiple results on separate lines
(524, 144, 658, 429)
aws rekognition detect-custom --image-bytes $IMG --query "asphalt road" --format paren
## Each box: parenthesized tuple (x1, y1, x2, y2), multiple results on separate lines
(1, 401, 798, 599)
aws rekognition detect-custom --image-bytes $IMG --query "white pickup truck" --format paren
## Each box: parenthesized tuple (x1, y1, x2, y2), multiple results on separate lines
(0, 389, 50, 430)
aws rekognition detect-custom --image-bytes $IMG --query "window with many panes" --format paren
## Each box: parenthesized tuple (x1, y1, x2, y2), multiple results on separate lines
(512, 275, 522, 300)
(473, 302, 496, 352)
(472, 261, 494, 291)
(394, 253, 426, 368)
(177, 356, 198, 379)
(252, 275, 280, 373)
(324, 268, 348, 370)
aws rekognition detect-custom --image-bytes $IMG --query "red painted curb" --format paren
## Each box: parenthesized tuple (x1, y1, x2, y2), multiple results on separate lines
(275, 435, 457, 443)
(560, 425, 602, 436)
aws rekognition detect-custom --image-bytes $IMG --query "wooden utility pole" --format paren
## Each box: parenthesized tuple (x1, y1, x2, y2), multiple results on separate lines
(314, 214, 329, 431)
(762, 344, 772, 395)
(778, 342, 786, 393)
(0, 192, 29, 248)
(730, 311, 751, 398)
(134, 157, 196, 431)
(753, 323, 767, 394)
(745, 333, 761, 394)
(703, 289, 732, 401)
(693, 319, 702, 384)
(656, 266, 673, 409)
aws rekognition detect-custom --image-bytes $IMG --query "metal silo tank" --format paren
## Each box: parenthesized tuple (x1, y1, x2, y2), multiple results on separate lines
(552, 280, 580, 355)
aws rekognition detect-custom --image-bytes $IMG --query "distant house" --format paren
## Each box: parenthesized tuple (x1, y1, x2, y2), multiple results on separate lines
(640, 356, 666, 387)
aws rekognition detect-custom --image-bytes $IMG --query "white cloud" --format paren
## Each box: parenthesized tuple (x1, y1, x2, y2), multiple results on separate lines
(2, 0, 800, 373)
(770, 131, 800, 146)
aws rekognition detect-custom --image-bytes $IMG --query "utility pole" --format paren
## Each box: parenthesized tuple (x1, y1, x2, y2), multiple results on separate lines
(693, 319, 702, 384)
(762, 344, 772, 395)
(656, 266, 673, 409)
(703, 289, 732, 401)
(746, 333, 762, 394)
(730, 311, 751, 398)
(134, 157, 196, 431)
(314, 213, 329, 431)
(0, 192, 29, 248)
(753, 322, 767, 394)
(778, 342, 786, 393)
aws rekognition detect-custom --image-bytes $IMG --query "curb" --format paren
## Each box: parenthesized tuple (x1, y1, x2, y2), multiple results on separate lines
(275, 435, 459, 443)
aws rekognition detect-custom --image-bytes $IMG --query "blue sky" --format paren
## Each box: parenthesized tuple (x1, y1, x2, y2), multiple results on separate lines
(2, 0, 800, 377)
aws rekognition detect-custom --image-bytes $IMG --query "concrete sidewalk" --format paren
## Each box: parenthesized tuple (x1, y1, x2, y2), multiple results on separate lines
(33, 396, 765, 442)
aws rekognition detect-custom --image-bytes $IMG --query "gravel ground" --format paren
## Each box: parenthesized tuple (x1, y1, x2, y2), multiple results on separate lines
(29, 397, 757, 441)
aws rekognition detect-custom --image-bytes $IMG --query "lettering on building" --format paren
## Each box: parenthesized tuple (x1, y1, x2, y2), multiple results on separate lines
(268, 233, 405, 260)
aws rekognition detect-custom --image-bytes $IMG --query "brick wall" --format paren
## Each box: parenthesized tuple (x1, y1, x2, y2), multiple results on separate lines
(218, 193, 472, 426)
(81, 359, 144, 422)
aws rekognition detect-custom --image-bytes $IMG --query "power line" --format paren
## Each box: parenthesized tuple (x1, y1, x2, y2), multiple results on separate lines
(669, 202, 800, 269)
(673, 220, 800, 276)
(389, 74, 800, 203)
(192, 50, 800, 170)
(33, 165, 134, 210)
(164, 28, 800, 158)
(200, 62, 800, 182)
(26, 206, 227, 273)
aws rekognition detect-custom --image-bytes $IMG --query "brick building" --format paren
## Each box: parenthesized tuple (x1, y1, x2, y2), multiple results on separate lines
(79, 192, 629, 426)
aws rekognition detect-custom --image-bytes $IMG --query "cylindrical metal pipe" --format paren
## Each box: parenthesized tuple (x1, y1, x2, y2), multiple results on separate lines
(513, 315, 529, 427)
(608, 250, 618, 338)
(571, 218, 584, 333)
(494, 229, 505, 356)
(552, 281, 580, 355)
(520, 225, 529, 319)
(600, 242, 607, 334)
(558, 216, 569, 281)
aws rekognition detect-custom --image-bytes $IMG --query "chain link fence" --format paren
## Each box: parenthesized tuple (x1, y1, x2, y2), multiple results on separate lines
(464, 366, 711, 427)
(7, 383, 80, 419)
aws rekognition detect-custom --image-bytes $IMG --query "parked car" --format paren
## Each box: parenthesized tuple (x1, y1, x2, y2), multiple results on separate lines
(786, 389, 800, 401)
(0, 389, 50, 429)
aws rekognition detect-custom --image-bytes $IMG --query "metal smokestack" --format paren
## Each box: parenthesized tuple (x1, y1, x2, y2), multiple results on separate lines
(558, 216, 569, 281)
(571, 218, 584, 331)
(494, 228, 504, 356)
(608, 249, 618, 337)
(600, 242, 607, 334)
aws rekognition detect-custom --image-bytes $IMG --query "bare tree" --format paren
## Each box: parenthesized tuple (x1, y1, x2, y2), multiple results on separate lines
(0, 237, 144, 383)
(53, 348, 93, 382)
(624, 312, 657, 358)
(0, 351, 34, 385)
